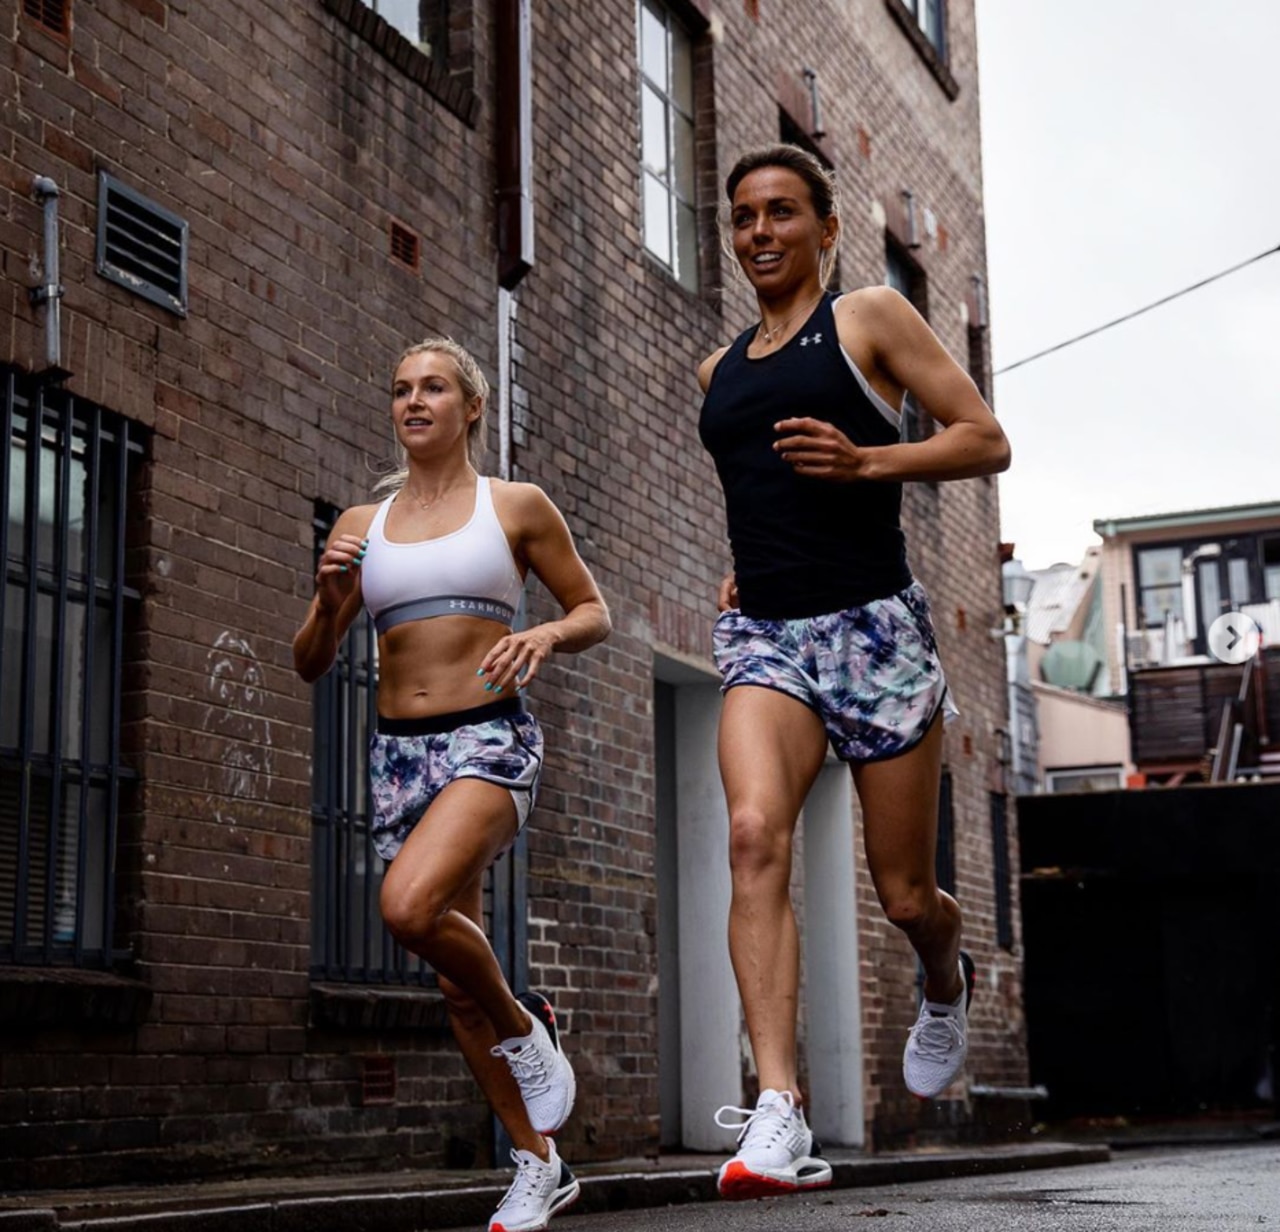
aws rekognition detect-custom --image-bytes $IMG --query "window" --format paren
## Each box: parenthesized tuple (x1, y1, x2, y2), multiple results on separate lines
(309, 504, 434, 987)
(884, 0, 958, 99)
(1136, 546, 1183, 628)
(1, 369, 142, 968)
(322, 0, 475, 125)
(885, 241, 933, 443)
(990, 792, 1013, 951)
(358, 0, 445, 56)
(1045, 766, 1124, 794)
(935, 769, 955, 896)
(639, 0, 697, 290)
(903, 0, 945, 57)
(885, 241, 926, 313)
(1228, 557, 1251, 609)
(916, 769, 955, 1002)
(1263, 538, 1280, 603)
(966, 326, 987, 401)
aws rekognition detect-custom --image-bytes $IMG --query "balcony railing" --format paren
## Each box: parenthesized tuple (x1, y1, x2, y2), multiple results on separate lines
(1129, 648, 1279, 776)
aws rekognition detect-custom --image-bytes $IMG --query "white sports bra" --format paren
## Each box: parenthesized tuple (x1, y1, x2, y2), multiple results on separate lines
(359, 477, 524, 635)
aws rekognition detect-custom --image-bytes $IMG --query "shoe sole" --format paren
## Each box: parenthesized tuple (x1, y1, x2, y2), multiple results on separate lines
(717, 1159, 833, 1201)
(490, 1180, 580, 1232)
(515, 991, 576, 1134)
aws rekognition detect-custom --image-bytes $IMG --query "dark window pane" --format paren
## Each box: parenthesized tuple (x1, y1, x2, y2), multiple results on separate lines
(1, 370, 139, 968)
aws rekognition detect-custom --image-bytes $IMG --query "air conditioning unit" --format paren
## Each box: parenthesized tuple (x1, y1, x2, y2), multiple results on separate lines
(1127, 631, 1157, 668)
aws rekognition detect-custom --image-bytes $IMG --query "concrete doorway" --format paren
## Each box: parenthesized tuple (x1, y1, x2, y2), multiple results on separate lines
(654, 655, 738, 1150)
(802, 762, 865, 1147)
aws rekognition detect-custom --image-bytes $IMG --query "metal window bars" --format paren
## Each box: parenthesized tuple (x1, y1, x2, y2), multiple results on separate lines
(0, 368, 141, 968)
(308, 505, 436, 987)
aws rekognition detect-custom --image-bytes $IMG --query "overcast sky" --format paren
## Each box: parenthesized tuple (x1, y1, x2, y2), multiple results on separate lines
(975, 1, 1280, 569)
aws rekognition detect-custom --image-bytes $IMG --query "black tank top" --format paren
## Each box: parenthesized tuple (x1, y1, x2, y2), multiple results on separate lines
(699, 293, 912, 619)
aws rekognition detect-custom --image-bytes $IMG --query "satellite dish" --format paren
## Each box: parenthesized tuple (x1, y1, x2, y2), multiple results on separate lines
(1040, 640, 1103, 692)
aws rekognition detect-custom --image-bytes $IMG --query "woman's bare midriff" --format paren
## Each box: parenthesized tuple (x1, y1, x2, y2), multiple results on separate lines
(375, 615, 515, 718)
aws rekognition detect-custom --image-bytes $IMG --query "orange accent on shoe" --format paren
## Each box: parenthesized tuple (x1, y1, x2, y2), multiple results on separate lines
(718, 1160, 831, 1201)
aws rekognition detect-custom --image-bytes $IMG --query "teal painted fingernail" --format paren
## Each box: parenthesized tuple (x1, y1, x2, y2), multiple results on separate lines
(361, 538, 369, 546)
(339, 565, 348, 573)
(484, 683, 493, 692)
(494, 685, 503, 693)
(476, 669, 485, 677)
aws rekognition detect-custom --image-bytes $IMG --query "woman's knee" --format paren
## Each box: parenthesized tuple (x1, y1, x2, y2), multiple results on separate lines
(380, 880, 447, 948)
(728, 806, 791, 881)
(879, 880, 937, 934)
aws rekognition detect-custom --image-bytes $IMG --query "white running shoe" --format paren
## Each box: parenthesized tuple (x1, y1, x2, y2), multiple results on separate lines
(488, 1137, 580, 1232)
(713, 1088, 833, 1200)
(491, 991, 576, 1134)
(903, 951, 975, 1099)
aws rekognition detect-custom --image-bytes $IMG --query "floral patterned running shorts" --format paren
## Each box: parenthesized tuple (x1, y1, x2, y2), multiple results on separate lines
(368, 697, 544, 862)
(712, 580, 959, 764)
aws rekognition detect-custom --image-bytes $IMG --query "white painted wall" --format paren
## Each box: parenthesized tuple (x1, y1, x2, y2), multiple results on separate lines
(674, 683, 741, 1151)
(802, 763, 865, 1147)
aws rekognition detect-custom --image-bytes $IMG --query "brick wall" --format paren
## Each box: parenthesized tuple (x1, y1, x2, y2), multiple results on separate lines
(0, 0, 1024, 1185)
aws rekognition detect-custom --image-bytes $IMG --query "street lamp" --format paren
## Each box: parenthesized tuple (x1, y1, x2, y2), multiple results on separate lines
(991, 559, 1036, 639)
(1002, 559, 1036, 614)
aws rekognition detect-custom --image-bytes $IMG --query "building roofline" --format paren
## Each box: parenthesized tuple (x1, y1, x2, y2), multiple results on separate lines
(1094, 500, 1280, 538)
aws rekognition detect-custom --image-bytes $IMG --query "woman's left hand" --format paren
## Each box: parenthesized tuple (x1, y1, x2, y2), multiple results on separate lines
(773, 417, 865, 481)
(477, 625, 561, 694)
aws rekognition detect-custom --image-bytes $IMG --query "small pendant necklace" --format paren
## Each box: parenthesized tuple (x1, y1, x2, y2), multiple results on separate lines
(758, 292, 823, 346)
(402, 479, 467, 512)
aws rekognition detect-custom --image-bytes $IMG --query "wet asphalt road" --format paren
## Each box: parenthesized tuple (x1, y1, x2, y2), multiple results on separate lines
(458, 1143, 1279, 1232)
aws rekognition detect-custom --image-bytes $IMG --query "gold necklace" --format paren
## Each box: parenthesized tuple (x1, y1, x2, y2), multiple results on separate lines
(401, 478, 468, 512)
(758, 292, 823, 346)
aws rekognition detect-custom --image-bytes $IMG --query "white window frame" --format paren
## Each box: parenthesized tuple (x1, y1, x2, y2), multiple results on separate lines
(638, 0, 698, 290)
(1044, 766, 1125, 794)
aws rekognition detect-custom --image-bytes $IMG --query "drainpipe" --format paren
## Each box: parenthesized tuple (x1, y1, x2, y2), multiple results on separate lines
(497, 290, 516, 481)
(491, 0, 534, 1164)
(495, 0, 534, 483)
(29, 176, 67, 378)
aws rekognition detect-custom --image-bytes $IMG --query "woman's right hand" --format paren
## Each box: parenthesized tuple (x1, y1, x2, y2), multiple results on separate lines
(717, 572, 739, 612)
(315, 533, 368, 613)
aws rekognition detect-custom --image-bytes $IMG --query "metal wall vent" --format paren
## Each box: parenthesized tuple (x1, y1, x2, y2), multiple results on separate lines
(361, 1055, 396, 1105)
(23, 0, 70, 37)
(389, 220, 421, 272)
(96, 172, 188, 316)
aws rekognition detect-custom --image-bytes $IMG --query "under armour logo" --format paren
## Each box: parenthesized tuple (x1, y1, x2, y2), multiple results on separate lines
(799, 332, 823, 346)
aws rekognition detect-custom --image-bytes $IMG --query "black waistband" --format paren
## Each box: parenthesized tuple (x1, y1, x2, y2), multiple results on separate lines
(376, 696, 527, 736)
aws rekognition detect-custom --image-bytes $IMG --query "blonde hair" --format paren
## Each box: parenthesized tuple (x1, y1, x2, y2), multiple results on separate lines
(373, 336, 490, 496)
(723, 144, 842, 290)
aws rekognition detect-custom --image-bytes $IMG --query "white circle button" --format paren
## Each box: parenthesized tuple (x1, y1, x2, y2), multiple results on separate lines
(1207, 612, 1261, 665)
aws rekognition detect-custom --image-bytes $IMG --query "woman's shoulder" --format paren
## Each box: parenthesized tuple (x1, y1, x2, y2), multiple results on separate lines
(489, 479, 569, 542)
(834, 285, 924, 360)
(489, 478, 556, 516)
(330, 502, 382, 538)
(834, 284, 908, 320)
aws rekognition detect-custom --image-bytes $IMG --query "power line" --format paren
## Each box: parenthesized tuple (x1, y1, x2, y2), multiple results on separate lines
(994, 242, 1280, 376)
